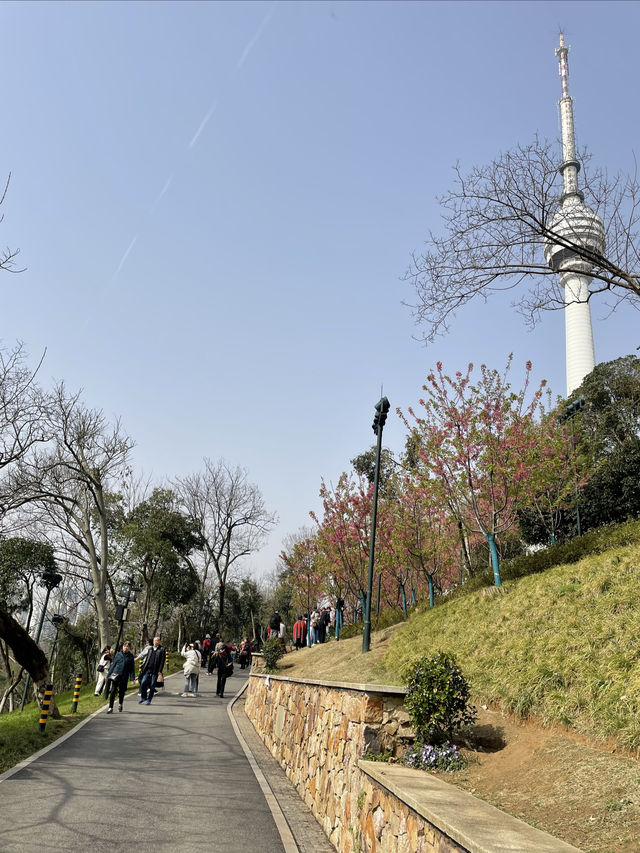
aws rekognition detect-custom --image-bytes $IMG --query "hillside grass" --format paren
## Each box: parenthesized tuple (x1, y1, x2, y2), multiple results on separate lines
(282, 542, 640, 752)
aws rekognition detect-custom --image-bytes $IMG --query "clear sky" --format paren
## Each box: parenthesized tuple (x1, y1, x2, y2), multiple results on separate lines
(2, 1, 638, 579)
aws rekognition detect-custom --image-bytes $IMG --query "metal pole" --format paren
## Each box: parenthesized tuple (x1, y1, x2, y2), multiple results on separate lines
(571, 418, 582, 536)
(114, 574, 134, 652)
(363, 418, 384, 654)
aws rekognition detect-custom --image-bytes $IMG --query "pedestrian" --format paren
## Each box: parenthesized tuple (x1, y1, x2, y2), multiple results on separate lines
(278, 618, 287, 652)
(310, 608, 321, 645)
(138, 636, 166, 706)
(207, 633, 220, 675)
(95, 645, 113, 696)
(181, 643, 201, 696)
(238, 638, 253, 669)
(268, 611, 281, 639)
(293, 616, 306, 650)
(105, 640, 135, 713)
(215, 641, 233, 698)
(319, 606, 330, 643)
(202, 634, 211, 668)
(135, 638, 153, 694)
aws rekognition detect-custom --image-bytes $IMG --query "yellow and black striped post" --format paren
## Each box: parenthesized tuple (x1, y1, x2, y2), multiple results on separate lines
(39, 684, 53, 733)
(71, 674, 82, 713)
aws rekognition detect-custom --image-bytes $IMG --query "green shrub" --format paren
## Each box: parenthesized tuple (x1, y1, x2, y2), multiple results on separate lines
(262, 638, 285, 672)
(403, 652, 476, 744)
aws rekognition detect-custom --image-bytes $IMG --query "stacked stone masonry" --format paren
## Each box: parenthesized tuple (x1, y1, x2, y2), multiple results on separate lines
(245, 673, 462, 852)
(244, 671, 582, 853)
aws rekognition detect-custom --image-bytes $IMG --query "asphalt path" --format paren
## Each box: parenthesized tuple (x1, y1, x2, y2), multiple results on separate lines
(0, 669, 286, 853)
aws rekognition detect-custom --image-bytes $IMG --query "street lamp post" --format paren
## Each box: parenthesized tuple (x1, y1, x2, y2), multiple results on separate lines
(20, 569, 63, 711)
(48, 613, 66, 682)
(363, 396, 390, 654)
(114, 575, 139, 653)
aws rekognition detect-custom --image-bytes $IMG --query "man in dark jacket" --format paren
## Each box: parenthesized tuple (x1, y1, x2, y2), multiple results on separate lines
(106, 641, 136, 713)
(138, 636, 166, 706)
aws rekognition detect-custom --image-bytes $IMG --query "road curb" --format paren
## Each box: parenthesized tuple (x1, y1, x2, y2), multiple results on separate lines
(228, 681, 299, 853)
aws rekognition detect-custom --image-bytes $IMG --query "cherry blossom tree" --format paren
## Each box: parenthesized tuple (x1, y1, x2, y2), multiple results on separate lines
(400, 356, 550, 586)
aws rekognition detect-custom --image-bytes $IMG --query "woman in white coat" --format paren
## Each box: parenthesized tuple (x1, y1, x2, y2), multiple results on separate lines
(94, 645, 113, 696)
(181, 643, 201, 696)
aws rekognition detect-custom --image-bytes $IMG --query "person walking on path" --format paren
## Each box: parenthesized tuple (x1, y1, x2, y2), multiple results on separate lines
(215, 641, 233, 698)
(207, 633, 222, 675)
(181, 643, 201, 696)
(94, 645, 113, 696)
(138, 636, 165, 705)
(201, 634, 211, 668)
(238, 638, 253, 669)
(106, 641, 135, 713)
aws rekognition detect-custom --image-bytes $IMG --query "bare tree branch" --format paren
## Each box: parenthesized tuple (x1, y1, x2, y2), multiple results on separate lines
(404, 138, 640, 342)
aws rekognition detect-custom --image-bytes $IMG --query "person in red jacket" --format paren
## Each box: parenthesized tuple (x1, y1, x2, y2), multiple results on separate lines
(293, 615, 307, 650)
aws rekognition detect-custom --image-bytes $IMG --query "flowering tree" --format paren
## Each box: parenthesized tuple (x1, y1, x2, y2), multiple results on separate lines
(310, 474, 373, 617)
(280, 531, 324, 620)
(515, 409, 586, 544)
(400, 357, 551, 586)
(388, 475, 460, 608)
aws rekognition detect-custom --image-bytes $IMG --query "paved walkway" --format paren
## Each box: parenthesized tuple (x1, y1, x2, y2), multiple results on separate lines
(0, 669, 334, 853)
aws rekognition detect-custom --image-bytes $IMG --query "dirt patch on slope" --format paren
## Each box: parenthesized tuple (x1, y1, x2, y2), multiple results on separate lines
(448, 708, 640, 853)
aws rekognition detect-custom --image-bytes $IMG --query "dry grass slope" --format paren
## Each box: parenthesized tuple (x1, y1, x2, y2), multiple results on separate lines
(388, 544, 640, 751)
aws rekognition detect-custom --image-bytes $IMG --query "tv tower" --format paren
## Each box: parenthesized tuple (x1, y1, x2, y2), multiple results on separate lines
(543, 33, 605, 396)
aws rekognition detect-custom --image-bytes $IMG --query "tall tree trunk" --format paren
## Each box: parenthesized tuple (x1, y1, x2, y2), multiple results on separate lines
(0, 605, 58, 715)
(218, 581, 226, 619)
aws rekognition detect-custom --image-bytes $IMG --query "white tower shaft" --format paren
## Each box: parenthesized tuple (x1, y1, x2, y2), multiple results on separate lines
(548, 33, 600, 396)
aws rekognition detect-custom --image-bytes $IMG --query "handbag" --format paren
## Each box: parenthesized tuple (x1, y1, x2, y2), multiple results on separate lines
(155, 672, 164, 688)
(97, 664, 105, 673)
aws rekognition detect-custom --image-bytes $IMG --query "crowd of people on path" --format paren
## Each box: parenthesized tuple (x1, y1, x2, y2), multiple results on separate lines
(273, 604, 342, 651)
(94, 633, 254, 712)
(94, 599, 345, 714)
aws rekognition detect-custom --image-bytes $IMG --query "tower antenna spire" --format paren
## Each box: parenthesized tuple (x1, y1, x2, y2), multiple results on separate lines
(555, 31, 580, 199)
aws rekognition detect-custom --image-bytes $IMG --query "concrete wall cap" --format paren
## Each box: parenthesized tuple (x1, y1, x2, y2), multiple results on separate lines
(249, 672, 406, 696)
(358, 760, 582, 853)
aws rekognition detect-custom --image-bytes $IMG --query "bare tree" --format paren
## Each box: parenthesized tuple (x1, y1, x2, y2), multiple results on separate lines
(0, 343, 46, 499)
(405, 138, 640, 341)
(11, 384, 134, 648)
(174, 458, 277, 618)
(0, 174, 25, 275)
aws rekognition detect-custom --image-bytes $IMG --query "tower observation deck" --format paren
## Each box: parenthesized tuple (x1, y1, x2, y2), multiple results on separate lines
(543, 33, 604, 396)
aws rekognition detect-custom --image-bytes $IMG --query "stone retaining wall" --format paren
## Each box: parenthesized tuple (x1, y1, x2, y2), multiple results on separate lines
(244, 673, 461, 852)
(244, 672, 582, 853)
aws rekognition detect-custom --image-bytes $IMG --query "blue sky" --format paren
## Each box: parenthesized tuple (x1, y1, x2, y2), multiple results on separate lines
(2, 1, 638, 579)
